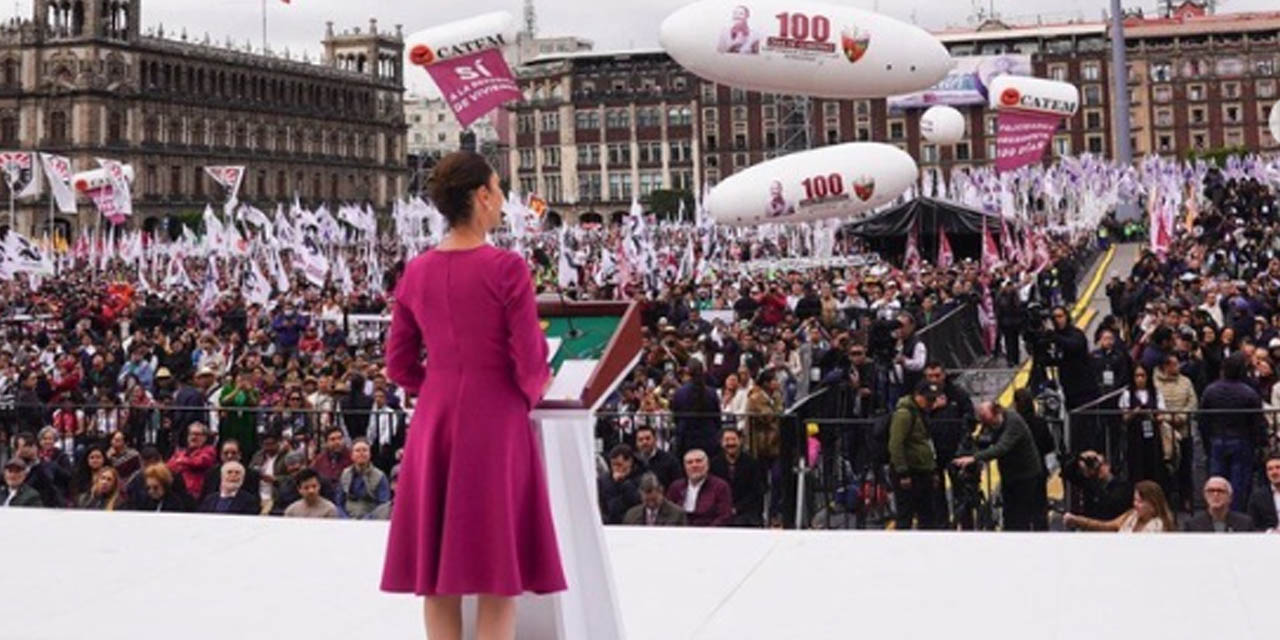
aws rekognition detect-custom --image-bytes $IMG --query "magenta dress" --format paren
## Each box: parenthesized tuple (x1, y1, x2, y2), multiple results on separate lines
(380, 245, 567, 597)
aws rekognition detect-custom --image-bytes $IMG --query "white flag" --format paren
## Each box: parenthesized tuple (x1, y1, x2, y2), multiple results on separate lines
(39, 153, 77, 213)
(294, 237, 329, 287)
(244, 258, 271, 307)
(2, 230, 54, 275)
(0, 152, 40, 200)
(95, 158, 133, 217)
(205, 166, 245, 208)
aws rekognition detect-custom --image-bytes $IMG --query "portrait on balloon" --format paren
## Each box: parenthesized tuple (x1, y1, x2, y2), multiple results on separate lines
(765, 180, 796, 218)
(717, 4, 762, 54)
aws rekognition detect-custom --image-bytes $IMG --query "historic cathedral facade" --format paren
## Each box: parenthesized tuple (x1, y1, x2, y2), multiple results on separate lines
(0, 0, 407, 236)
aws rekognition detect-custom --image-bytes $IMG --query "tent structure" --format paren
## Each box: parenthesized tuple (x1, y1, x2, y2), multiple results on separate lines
(845, 197, 1019, 265)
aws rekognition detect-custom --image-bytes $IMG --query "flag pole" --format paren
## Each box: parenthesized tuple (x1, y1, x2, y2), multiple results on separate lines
(262, 0, 267, 52)
(48, 192, 56, 276)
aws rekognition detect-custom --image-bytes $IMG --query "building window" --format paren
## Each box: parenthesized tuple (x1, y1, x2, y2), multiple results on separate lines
(1258, 81, 1277, 99)
(543, 175, 562, 203)
(984, 116, 997, 136)
(921, 144, 938, 163)
(2, 58, 17, 87)
(1224, 129, 1244, 148)
(1086, 135, 1105, 154)
(49, 111, 68, 143)
(1263, 126, 1279, 148)
(579, 172, 601, 202)
(1191, 131, 1208, 150)
(1223, 104, 1242, 124)
(607, 143, 630, 165)
(730, 87, 746, 103)
(519, 148, 535, 169)
(638, 141, 663, 164)
(519, 177, 537, 196)
(704, 154, 719, 169)
(1189, 106, 1207, 125)
(733, 132, 747, 150)
(169, 166, 182, 197)
(702, 108, 718, 124)
(669, 139, 692, 162)
(1257, 56, 1277, 76)
(608, 173, 631, 200)
(1085, 110, 1103, 130)
(889, 120, 905, 140)
(638, 171, 663, 196)
(517, 114, 534, 134)
(953, 142, 970, 161)
(575, 110, 599, 130)
(1154, 86, 1173, 103)
(542, 146, 560, 167)
(1221, 82, 1242, 99)
(577, 144, 600, 166)
(1157, 134, 1174, 153)
(1082, 85, 1103, 106)
(606, 108, 630, 129)
(277, 171, 286, 197)
(667, 106, 692, 127)
(540, 112, 559, 132)
(0, 116, 15, 145)
(168, 119, 182, 145)
(1081, 62, 1101, 81)
(1053, 136, 1071, 156)
(1048, 64, 1067, 82)
(701, 83, 717, 103)
(855, 125, 870, 141)
(1187, 84, 1205, 101)
(1150, 62, 1173, 82)
(636, 106, 661, 128)
(704, 132, 717, 150)
(1155, 108, 1174, 127)
(733, 153, 748, 170)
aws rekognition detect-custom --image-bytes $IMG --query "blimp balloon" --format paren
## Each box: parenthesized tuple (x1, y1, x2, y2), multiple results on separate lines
(920, 105, 966, 145)
(987, 75, 1079, 117)
(72, 165, 134, 193)
(660, 0, 952, 99)
(405, 11, 516, 67)
(707, 142, 917, 226)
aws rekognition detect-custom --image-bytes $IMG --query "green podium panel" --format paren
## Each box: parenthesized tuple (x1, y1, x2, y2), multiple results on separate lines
(541, 316, 623, 374)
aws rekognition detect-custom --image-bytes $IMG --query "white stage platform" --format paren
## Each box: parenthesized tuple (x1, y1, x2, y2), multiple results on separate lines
(4, 509, 1278, 640)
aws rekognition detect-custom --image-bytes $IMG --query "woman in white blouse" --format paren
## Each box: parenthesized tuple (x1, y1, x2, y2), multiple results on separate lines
(1064, 480, 1175, 533)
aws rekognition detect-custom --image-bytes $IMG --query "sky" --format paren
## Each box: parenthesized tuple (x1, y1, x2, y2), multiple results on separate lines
(9, 0, 1280, 95)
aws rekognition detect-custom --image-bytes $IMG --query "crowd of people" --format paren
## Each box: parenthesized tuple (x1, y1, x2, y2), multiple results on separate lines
(4, 158, 1280, 535)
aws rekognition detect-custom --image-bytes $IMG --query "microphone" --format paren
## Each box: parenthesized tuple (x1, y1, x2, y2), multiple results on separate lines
(557, 287, 584, 340)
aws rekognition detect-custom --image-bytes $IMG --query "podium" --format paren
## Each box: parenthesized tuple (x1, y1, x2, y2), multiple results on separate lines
(463, 298, 643, 640)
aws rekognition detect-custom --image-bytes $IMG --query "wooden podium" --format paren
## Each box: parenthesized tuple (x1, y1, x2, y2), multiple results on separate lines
(463, 298, 643, 640)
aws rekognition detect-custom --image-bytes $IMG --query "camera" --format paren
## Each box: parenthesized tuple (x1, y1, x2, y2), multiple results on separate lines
(867, 318, 900, 363)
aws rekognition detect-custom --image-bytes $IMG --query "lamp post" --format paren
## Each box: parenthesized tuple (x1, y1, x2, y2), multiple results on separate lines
(1109, 0, 1139, 220)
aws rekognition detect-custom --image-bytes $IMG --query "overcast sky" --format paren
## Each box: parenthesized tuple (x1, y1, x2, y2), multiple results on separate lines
(10, 0, 1280, 95)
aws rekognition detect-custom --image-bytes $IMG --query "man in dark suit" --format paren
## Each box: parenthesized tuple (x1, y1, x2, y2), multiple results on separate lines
(633, 425, 681, 488)
(709, 428, 765, 527)
(597, 444, 641, 525)
(1246, 455, 1280, 532)
(623, 472, 687, 526)
(2, 458, 44, 507)
(199, 439, 261, 503)
(1184, 477, 1254, 533)
(667, 448, 733, 526)
(197, 461, 261, 515)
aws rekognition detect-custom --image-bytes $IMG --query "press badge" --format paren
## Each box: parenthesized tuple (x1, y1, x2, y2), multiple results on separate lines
(1102, 370, 1115, 387)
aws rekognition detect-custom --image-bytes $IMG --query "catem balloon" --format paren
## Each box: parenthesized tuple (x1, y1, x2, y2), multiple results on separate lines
(987, 75, 1080, 117)
(660, 0, 952, 99)
(920, 105, 966, 146)
(405, 11, 516, 68)
(707, 142, 917, 226)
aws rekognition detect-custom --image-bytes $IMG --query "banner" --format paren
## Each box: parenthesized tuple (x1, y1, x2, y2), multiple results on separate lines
(205, 166, 245, 207)
(0, 151, 40, 199)
(2, 230, 54, 275)
(888, 54, 1031, 110)
(936, 227, 954, 270)
(420, 48, 522, 128)
(96, 158, 133, 221)
(994, 110, 1060, 173)
(39, 153, 77, 213)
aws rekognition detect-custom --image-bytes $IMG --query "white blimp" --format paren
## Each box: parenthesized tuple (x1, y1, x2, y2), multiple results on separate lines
(72, 165, 135, 193)
(986, 75, 1080, 117)
(405, 11, 516, 68)
(920, 105, 966, 145)
(660, 0, 952, 99)
(707, 143, 917, 226)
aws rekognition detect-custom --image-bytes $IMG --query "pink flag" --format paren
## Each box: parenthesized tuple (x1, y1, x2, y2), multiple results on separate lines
(937, 228, 954, 270)
(978, 281, 998, 355)
(904, 220, 922, 273)
(420, 48, 522, 128)
(1001, 217, 1021, 265)
(981, 217, 1001, 272)
(995, 109, 1062, 173)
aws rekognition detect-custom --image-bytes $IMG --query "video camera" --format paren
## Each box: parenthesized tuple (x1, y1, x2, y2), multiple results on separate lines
(867, 317, 900, 364)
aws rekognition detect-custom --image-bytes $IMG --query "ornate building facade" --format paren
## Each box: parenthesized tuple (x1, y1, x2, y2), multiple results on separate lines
(0, 0, 407, 235)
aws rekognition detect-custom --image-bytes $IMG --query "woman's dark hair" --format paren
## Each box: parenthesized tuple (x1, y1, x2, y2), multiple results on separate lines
(428, 151, 495, 228)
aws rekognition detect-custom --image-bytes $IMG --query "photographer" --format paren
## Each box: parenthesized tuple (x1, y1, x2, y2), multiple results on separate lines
(889, 382, 945, 530)
(1061, 450, 1132, 521)
(954, 402, 1045, 531)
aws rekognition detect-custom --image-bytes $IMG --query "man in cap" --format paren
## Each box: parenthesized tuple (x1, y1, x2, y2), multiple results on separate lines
(1, 458, 43, 507)
(889, 382, 945, 529)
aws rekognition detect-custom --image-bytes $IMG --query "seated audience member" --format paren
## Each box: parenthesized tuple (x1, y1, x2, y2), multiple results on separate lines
(1183, 477, 1254, 532)
(77, 467, 124, 511)
(1064, 481, 1175, 533)
(284, 468, 339, 518)
(666, 448, 733, 526)
(197, 461, 261, 515)
(311, 426, 352, 486)
(598, 444, 642, 525)
(200, 438, 262, 502)
(166, 422, 217, 498)
(1246, 454, 1280, 532)
(633, 425, 681, 488)
(623, 472, 687, 526)
(127, 464, 188, 512)
(336, 439, 390, 519)
(1, 458, 43, 508)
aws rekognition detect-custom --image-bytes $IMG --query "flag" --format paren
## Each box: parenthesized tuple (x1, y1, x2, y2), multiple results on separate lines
(198, 259, 221, 317)
(978, 282, 998, 355)
(1001, 217, 1021, 265)
(39, 153, 77, 213)
(0, 151, 40, 199)
(96, 158, 133, 219)
(205, 166, 245, 207)
(557, 227, 578, 289)
(981, 217, 1001, 272)
(244, 258, 272, 306)
(294, 236, 329, 287)
(1, 230, 54, 275)
(936, 227, 954, 271)
(904, 219, 921, 273)
(422, 48, 523, 128)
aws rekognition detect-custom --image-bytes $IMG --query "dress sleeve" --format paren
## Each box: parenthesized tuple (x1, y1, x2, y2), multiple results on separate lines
(385, 268, 426, 393)
(502, 253, 550, 409)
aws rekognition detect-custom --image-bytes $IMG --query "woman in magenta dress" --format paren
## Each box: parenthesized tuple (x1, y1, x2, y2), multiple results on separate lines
(381, 151, 566, 640)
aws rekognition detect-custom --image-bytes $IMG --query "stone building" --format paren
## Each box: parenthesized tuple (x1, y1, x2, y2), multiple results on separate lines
(0, 0, 407, 236)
